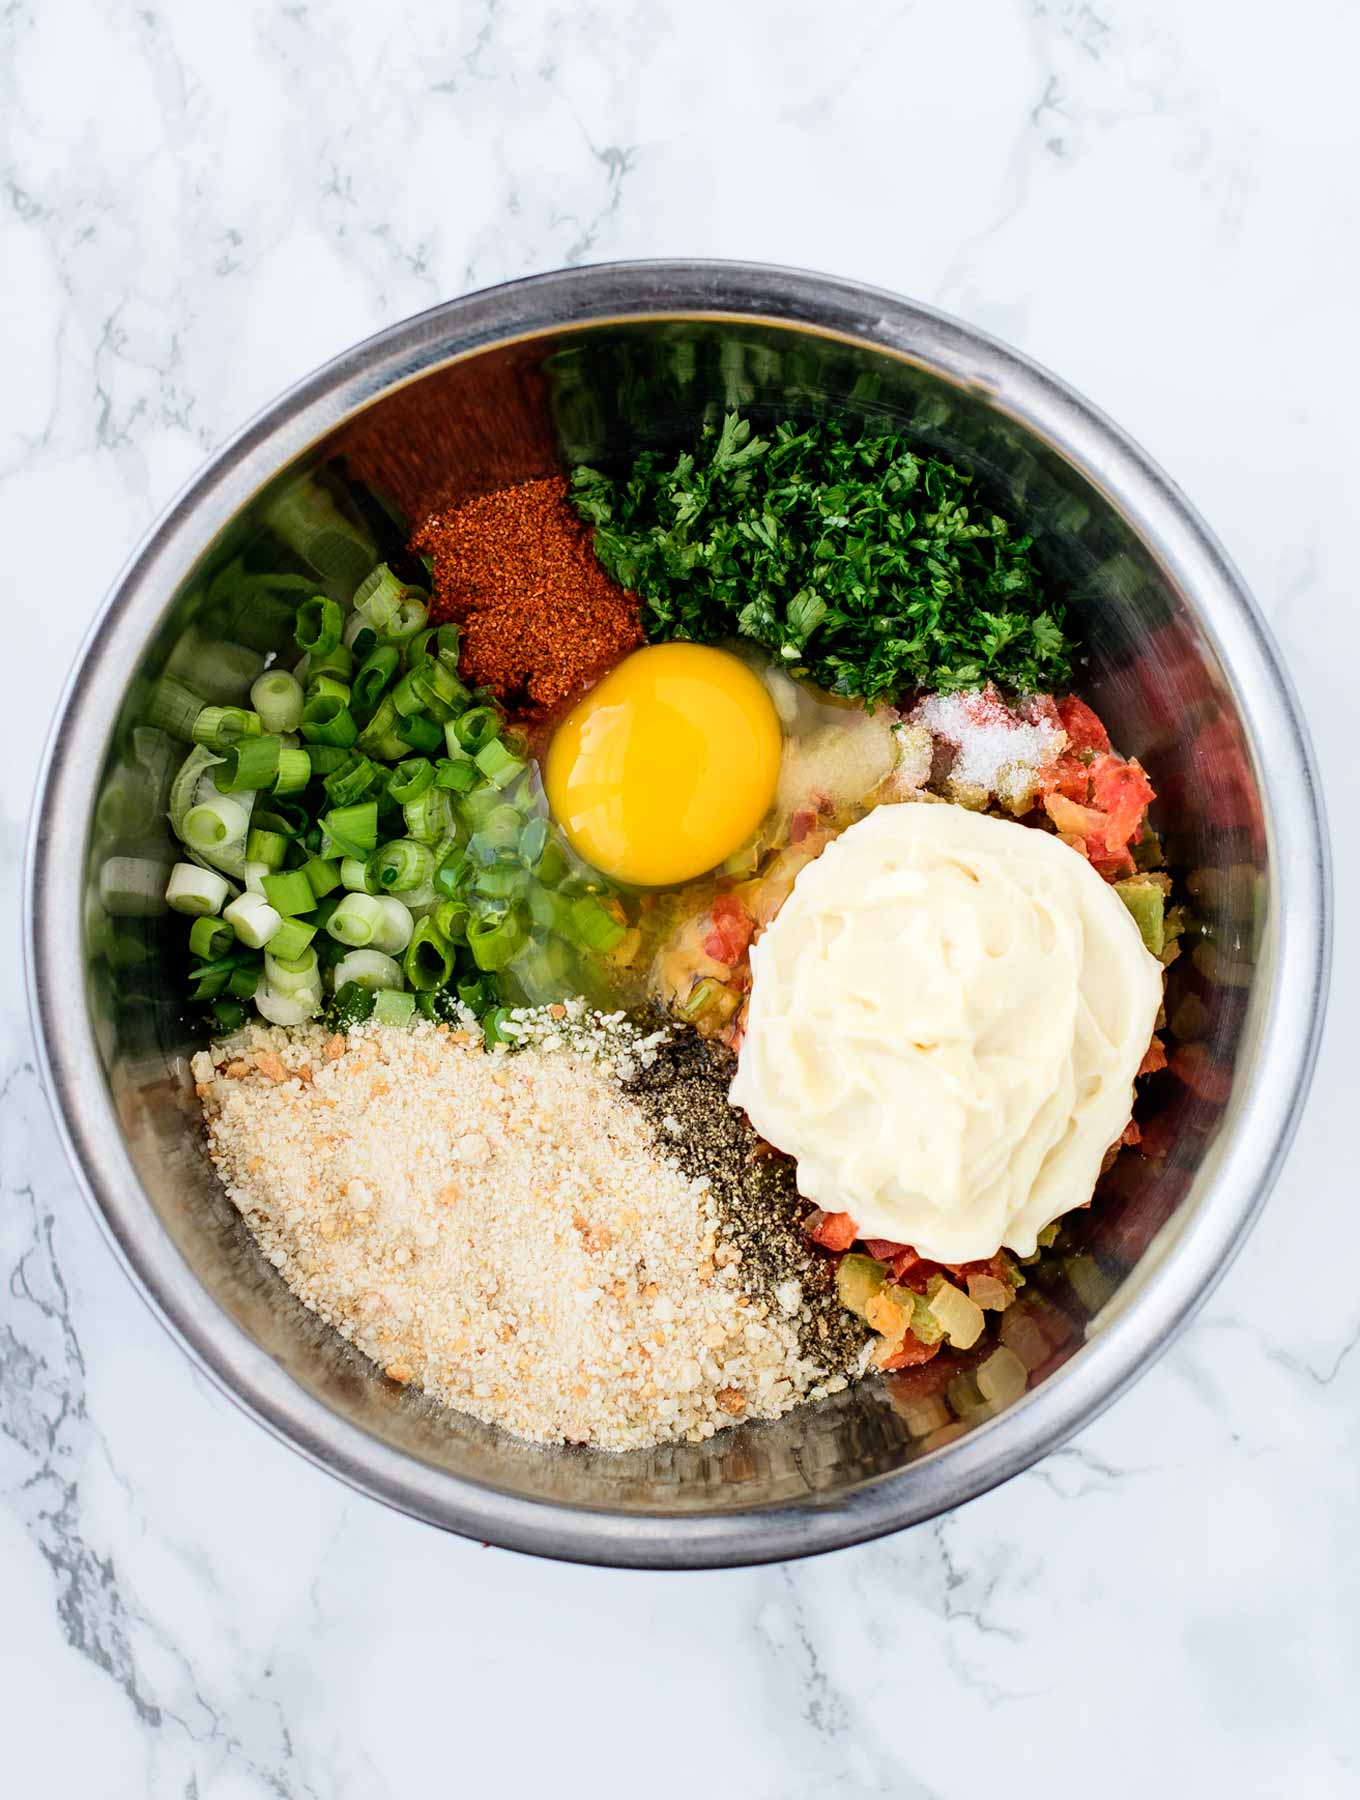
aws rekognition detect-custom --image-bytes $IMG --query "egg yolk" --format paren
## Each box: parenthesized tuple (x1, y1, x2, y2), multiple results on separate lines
(543, 643, 781, 886)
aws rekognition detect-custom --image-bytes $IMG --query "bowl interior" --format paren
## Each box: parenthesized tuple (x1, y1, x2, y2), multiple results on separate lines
(72, 309, 1273, 1531)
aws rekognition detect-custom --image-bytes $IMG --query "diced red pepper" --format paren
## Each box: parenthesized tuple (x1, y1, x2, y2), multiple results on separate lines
(1138, 1035, 1168, 1078)
(878, 1334, 943, 1371)
(943, 1253, 1013, 1286)
(1057, 694, 1111, 757)
(1119, 1117, 1142, 1147)
(1040, 754, 1095, 805)
(702, 892, 756, 965)
(1090, 752, 1154, 855)
(806, 1210, 859, 1252)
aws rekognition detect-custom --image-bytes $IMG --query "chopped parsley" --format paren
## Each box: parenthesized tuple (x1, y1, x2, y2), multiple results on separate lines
(570, 413, 1072, 702)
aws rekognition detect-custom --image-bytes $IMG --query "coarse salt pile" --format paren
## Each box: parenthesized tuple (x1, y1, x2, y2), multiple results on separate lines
(195, 1018, 850, 1451)
(911, 685, 1065, 811)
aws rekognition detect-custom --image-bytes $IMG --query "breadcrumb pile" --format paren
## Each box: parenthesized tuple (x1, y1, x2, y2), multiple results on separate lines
(196, 1018, 853, 1450)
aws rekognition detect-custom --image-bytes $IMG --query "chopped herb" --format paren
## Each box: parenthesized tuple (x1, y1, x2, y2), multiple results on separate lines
(571, 413, 1073, 702)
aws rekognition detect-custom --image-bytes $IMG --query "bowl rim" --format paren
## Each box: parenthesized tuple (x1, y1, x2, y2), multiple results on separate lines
(24, 259, 1331, 1568)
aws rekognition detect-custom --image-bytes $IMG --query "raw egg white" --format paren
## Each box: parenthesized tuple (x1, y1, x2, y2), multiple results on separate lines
(543, 643, 781, 886)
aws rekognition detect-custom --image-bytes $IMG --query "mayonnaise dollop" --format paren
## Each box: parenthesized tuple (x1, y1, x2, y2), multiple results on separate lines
(730, 803, 1164, 1262)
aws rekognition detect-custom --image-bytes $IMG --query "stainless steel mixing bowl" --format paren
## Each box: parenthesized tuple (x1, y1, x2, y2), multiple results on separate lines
(25, 262, 1330, 1567)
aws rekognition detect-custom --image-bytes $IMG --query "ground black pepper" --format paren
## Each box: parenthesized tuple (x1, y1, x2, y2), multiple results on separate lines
(623, 1032, 870, 1376)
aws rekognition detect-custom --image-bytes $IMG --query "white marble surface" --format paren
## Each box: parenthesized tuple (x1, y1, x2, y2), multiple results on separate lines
(2, 1, 1355, 1792)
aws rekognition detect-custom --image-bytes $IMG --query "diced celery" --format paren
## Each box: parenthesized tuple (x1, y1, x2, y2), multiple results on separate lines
(1114, 875, 1166, 956)
(909, 1293, 944, 1345)
(835, 1254, 888, 1320)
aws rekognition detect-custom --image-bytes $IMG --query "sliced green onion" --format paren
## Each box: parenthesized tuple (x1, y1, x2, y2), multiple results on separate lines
(404, 918, 456, 990)
(305, 672, 351, 709)
(245, 827, 289, 871)
(351, 645, 400, 718)
(396, 713, 443, 755)
(571, 894, 626, 953)
(303, 855, 341, 898)
(456, 973, 494, 1014)
(189, 958, 231, 1000)
(372, 989, 416, 1027)
(189, 915, 235, 959)
(322, 801, 379, 859)
(536, 839, 571, 888)
(390, 668, 424, 718)
(249, 670, 304, 734)
(384, 594, 428, 642)
(306, 642, 354, 685)
(192, 705, 262, 750)
(435, 848, 470, 898)
(166, 861, 231, 916)
(265, 916, 317, 961)
(386, 757, 435, 804)
(352, 563, 407, 633)
(228, 963, 261, 1002)
(323, 754, 379, 808)
(340, 855, 375, 893)
(372, 896, 414, 956)
(356, 694, 406, 760)
(299, 692, 358, 748)
(264, 947, 320, 994)
(405, 625, 437, 666)
(183, 793, 251, 855)
(433, 898, 470, 943)
(294, 594, 343, 655)
(467, 906, 527, 972)
(459, 784, 510, 830)
(217, 735, 282, 792)
(481, 1005, 516, 1047)
(474, 737, 525, 789)
(368, 838, 435, 894)
(260, 868, 315, 917)
(306, 744, 351, 777)
(403, 787, 452, 846)
(243, 859, 270, 896)
(211, 998, 248, 1032)
(272, 745, 311, 795)
(146, 673, 206, 740)
(413, 658, 470, 720)
(331, 948, 403, 991)
(348, 624, 377, 661)
(328, 891, 386, 947)
(224, 892, 282, 949)
(429, 623, 461, 667)
(435, 756, 478, 793)
(453, 706, 500, 755)
(255, 983, 321, 1026)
